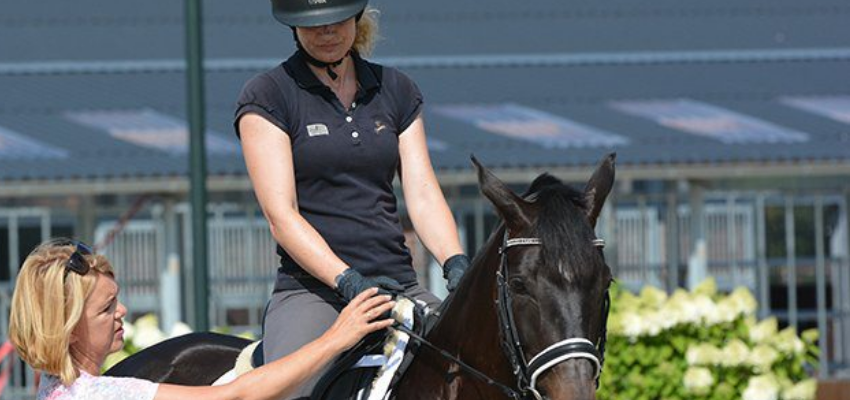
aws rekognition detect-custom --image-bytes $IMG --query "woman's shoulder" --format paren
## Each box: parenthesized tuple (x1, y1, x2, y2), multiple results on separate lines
(360, 58, 412, 86)
(240, 64, 294, 95)
(38, 372, 158, 400)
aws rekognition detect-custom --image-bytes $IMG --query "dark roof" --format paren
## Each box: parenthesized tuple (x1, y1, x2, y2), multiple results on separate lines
(1, 0, 849, 186)
(4, 0, 849, 61)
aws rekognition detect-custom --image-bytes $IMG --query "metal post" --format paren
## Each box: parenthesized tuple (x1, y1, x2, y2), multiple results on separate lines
(41, 208, 52, 241)
(666, 190, 680, 291)
(8, 213, 19, 284)
(727, 194, 740, 287)
(755, 195, 769, 319)
(687, 183, 707, 289)
(186, 0, 209, 331)
(638, 195, 649, 285)
(814, 195, 828, 378)
(77, 195, 96, 243)
(842, 190, 850, 370)
(159, 199, 181, 333)
(785, 196, 798, 329)
(603, 192, 618, 274)
(474, 197, 485, 251)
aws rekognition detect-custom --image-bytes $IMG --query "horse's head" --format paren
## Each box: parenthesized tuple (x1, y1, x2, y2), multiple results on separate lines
(473, 154, 616, 400)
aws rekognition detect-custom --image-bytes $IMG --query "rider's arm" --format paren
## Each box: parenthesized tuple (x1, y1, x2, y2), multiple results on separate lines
(238, 113, 349, 287)
(398, 116, 464, 265)
(153, 290, 395, 400)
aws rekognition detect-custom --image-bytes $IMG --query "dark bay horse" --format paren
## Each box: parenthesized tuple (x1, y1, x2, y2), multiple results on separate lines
(107, 154, 616, 400)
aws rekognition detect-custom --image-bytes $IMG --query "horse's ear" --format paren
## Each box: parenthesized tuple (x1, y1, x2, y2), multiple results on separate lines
(472, 155, 532, 229)
(584, 153, 616, 228)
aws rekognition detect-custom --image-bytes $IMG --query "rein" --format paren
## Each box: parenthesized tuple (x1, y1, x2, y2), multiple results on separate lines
(394, 234, 611, 400)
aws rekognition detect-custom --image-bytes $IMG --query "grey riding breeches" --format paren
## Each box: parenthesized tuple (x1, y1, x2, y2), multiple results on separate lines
(261, 283, 441, 400)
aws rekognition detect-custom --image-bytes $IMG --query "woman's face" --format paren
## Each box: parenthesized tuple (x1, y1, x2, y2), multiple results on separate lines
(71, 273, 127, 365)
(296, 17, 356, 63)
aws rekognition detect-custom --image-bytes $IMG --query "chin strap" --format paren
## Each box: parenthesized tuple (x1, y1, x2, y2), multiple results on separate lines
(293, 33, 349, 80)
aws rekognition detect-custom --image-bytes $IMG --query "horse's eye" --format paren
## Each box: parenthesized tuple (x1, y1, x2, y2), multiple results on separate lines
(509, 278, 529, 295)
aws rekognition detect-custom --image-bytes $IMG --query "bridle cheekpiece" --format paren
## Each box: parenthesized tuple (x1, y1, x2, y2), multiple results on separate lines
(496, 232, 610, 400)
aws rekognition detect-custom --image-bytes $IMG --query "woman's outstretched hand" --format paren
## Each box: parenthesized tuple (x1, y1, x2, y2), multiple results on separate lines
(322, 288, 395, 352)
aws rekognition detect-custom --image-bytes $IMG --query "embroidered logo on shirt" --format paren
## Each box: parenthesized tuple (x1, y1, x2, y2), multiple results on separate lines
(374, 120, 387, 135)
(307, 124, 330, 137)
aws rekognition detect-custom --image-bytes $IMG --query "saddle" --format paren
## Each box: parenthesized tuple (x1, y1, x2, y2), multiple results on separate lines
(219, 297, 430, 400)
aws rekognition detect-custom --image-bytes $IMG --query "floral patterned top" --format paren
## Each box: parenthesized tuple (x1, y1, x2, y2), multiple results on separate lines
(38, 371, 159, 400)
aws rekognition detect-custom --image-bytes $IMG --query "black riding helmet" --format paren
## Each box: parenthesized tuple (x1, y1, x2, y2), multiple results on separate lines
(271, 0, 368, 27)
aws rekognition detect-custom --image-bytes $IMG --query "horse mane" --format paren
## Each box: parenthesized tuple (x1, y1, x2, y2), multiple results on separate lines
(524, 173, 600, 283)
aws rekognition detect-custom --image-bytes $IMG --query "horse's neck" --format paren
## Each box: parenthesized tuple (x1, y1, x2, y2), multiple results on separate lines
(394, 229, 514, 399)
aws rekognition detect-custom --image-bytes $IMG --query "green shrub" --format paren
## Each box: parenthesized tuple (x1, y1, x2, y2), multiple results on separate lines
(598, 279, 819, 400)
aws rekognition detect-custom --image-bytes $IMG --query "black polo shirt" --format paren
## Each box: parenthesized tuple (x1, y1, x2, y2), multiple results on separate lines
(234, 50, 422, 291)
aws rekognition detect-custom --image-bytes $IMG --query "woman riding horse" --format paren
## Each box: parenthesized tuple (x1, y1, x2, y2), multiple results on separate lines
(234, 0, 470, 397)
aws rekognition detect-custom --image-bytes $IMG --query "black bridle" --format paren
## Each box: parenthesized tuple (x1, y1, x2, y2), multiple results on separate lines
(393, 233, 611, 400)
(495, 233, 611, 400)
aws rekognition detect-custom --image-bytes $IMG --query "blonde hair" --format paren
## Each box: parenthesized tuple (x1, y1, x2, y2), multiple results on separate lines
(9, 239, 114, 386)
(353, 7, 381, 57)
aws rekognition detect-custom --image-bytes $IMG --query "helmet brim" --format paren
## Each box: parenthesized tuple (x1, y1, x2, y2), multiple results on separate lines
(273, 0, 367, 27)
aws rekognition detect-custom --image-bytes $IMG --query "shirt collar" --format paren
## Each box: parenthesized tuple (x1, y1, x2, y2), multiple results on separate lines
(284, 50, 381, 93)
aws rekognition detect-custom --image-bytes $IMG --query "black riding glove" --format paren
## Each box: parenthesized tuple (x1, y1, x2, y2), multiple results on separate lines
(334, 269, 404, 303)
(442, 254, 471, 292)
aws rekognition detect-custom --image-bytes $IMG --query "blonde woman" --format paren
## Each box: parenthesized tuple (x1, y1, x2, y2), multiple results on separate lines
(9, 239, 394, 400)
(234, 0, 470, 397)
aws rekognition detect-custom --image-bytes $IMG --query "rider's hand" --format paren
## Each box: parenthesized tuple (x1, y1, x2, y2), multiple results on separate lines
(334, 269, 404, 303)
(323, 288, 395, 352)
(442, 254, 471, 292)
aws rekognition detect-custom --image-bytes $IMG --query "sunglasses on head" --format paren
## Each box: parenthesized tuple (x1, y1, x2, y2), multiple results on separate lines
(56, 240, 94, 278)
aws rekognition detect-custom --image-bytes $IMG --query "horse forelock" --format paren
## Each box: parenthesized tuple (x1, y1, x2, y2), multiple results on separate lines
(527, 176, 605, 284)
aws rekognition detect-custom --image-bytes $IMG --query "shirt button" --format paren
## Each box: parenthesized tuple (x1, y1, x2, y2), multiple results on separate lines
(351, 102, 357, 109)
(346, 116, 353, 123)
(351, 131, 359, 138)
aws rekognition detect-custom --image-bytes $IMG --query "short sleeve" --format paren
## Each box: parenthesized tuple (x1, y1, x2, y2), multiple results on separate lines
(392, 71, 424, 135)
(233, 72, 292, 139)
(88, 375, 160, 400)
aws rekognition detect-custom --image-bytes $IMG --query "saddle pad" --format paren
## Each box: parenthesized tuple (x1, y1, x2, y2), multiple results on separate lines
(359, 297, 415, 400)
(210, 298, 416, 397)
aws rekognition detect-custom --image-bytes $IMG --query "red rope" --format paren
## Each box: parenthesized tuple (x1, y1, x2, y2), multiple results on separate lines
(0, 341, 14, 395)
(93, 195, 151, 252)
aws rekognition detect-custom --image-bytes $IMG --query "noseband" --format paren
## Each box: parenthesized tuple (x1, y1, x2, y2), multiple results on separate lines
(496, 233, 611, 400)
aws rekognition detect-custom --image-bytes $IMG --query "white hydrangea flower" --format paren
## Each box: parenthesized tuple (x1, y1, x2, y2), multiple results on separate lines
(669, 290, 702, 325)
(693, 278, 717, 297)
(133, 325, 166, 349)
(639, 286, 668, 308)
(686, 343, 722, 366)
(640, 310, 671, 336)
(169, 322, 193, 338)
(134, 314, 159, 330)
(715, 298, 740, 324)
(772, 327, 805, 355)
(781, 379, 817, 400)
(692, 294, 721, 325)
(121, 318, 135, 342)
(132, 314, 167, 349)
(683, 367, 714, 395)
(727, 287, 758, 317)
(750, 317, 778, 343)
(720, 339, 751, 367)
(655, 306, 680, 331)
(621, 311, 647, 339)
(749, 344, 779, 373)
(742, 374, 780, 400)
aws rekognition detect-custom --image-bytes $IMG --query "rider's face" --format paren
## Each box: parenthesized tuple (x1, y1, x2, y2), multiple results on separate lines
(71, 273, 127, 368)
(296, 17, 356, 63)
